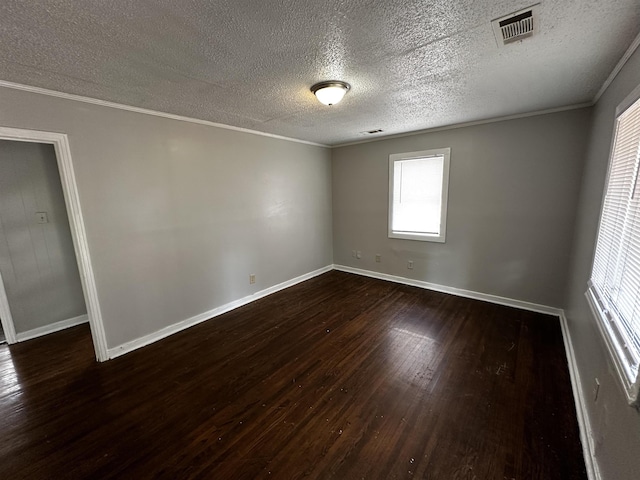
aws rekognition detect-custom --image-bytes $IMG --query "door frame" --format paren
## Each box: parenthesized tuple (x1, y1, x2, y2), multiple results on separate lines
(0, 127, 108, 361)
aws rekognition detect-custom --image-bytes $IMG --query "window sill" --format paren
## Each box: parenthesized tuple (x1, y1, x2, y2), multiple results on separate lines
(388, 231, 446, 243)
(585, 288, 640, 408)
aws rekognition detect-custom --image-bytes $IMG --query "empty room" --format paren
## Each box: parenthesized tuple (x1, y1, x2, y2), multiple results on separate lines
(1, 1, 639, 479)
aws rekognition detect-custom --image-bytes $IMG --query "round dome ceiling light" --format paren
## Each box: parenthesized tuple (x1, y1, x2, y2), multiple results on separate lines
(310, 80, 351, 106)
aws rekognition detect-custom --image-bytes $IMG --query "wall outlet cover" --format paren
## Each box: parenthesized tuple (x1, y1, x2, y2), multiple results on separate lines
(35, 212, 49, 224)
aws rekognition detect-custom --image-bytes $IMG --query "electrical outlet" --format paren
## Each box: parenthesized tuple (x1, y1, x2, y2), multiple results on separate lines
(407, 260, 414, 270)
(356, 251, 362, 259)
(375, 254, 381, 263)
(352, 250, 357, 258)
(594, 378, 600, 402)
(249, 274, 256, 284)
(35, 212, 49, 224)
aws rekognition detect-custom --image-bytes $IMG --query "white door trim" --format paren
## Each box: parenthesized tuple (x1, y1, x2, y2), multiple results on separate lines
(0, 268, 17, 343)
(0, 127, 108, 361)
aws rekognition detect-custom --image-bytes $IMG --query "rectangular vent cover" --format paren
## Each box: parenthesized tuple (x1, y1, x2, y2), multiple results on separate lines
(492, 4, 539, 46)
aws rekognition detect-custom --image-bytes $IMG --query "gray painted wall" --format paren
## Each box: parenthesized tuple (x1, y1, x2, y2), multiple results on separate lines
(564, 47, 640, 480)
(332, 109, 591, 307)
(0, 140, 86, 333)
(0, 87, 333, 348)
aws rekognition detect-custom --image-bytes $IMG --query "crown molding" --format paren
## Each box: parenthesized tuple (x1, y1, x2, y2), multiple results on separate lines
(593, 31, 640, 104)
(333, 103, 593, 148)
(0, 80, 330, 149)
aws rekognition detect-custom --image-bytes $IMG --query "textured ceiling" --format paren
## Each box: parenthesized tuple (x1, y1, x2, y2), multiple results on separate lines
(0, 1, 638, 145)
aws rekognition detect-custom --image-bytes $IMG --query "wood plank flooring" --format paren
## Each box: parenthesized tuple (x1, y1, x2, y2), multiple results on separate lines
(0, 271, 587, 479)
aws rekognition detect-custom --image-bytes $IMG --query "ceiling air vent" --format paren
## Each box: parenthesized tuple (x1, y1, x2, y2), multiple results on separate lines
(492, 4, 539, 46)
(361, 129, 383, 135)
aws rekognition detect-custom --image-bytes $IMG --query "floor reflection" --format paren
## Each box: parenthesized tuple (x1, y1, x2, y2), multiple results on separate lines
(387, 326, 439, 387)
(0, 345, 23, 397)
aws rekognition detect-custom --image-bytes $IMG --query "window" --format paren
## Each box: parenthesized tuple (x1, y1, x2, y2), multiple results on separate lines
(587, 89, 640, 407)
(388, 148, 451, 242)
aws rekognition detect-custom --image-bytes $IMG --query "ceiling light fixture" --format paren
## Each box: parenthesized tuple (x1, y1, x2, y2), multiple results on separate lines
(310, 80, 351, 106)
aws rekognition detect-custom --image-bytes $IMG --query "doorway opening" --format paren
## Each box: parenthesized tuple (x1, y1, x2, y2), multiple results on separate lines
(0, 127, 107, 361)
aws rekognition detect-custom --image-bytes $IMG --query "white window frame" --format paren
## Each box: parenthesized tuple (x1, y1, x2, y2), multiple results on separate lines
(388, 148, 451, 243)
(586, 83, 640, 408)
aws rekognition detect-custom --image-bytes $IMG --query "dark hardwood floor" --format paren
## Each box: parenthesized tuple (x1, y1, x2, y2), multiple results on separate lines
(0, 271, 586, 479)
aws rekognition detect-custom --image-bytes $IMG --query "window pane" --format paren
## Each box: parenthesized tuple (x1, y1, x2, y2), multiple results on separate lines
(590, 93, 640, 391)
(392, 156, 444, 234)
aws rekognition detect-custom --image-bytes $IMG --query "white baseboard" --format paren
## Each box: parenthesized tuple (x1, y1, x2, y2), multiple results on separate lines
(334, 265, 562, 316)
(559, 312, 601, 480)
(107, 265, 333, 359)
(15, 314, 89, 342)
(107, 264, 559, 359)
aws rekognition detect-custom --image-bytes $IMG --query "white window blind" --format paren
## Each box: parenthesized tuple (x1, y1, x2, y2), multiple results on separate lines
(588, 93, 640, 406)
(392, 156, 444, 234)
(388, 148, 451, 243)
